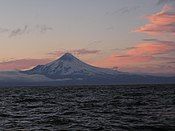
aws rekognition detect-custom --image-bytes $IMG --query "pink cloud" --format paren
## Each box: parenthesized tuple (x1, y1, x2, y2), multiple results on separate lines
(0, 49, 101, 71)
(0, 58, 51, 71)
(136, 5, 175, 35)
(91, 40, 175, 74)
(91, 53, 153, 68)
(127, 42, 174, 56)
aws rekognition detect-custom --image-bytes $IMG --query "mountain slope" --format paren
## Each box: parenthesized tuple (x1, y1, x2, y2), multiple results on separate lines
(18, 53, 175, 85)
(21, 53, 121, 79)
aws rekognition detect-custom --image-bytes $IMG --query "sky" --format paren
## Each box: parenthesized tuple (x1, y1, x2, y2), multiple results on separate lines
(0, 0, 175, 76)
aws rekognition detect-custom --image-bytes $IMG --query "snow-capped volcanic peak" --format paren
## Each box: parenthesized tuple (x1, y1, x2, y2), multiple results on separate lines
(59, 53, 77, 61)
(45, 53, 91, 75)
(22, 53, 120, 79)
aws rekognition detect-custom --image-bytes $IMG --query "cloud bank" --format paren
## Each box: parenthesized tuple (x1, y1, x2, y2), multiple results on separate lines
(92, 39, 175, 75)
(0, 58, 51, 71)
(0, 49, 101, 70)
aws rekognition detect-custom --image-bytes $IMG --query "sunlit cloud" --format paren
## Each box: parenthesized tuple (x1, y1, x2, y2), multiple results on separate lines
(92, 53, 153, 68)
(91, 40, 175, 75)
(135, 5, 175, 35)
(0, 58, 51, 71)
(126, 42, 174, 56)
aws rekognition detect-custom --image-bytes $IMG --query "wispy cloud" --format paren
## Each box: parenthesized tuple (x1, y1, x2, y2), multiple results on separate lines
(35, 25, 53, 33)
(126, 41, 175, 56)
(9, 25, 29, 37)
(0, 58, 51, 71)
(106, 6, 140, 16)
(0, 25, 53, 37)
(92, 39, 175, 70)
(48, 49, 101, 57)
(73, 49, 101, 55)
(86, 40, 103, 48)
(135, 5, 175, 35)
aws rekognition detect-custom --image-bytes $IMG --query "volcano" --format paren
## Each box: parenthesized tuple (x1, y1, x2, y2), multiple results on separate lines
(22, 53, 121, 79)
(18, 53, 175, 85)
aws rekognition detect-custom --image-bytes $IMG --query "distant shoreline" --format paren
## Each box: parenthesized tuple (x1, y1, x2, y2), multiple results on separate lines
(0, 84, 175, 88)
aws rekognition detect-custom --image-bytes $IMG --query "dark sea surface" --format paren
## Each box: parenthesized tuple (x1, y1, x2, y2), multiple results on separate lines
(0, 85, 174, 131)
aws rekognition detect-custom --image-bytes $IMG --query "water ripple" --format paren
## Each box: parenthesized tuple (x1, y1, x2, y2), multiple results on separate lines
(0, 85, 174, 130)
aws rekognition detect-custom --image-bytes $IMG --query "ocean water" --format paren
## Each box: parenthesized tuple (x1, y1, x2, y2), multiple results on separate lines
(0, 85, 174, 131)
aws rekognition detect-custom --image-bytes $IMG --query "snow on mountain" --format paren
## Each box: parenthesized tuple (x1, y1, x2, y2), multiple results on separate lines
(0, 53, 175, 85)
(22, 53, 121, 79)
